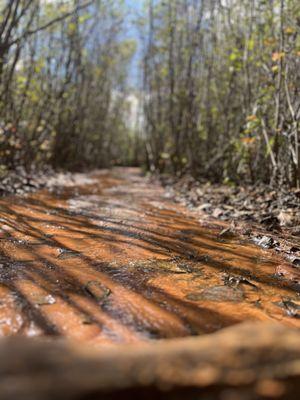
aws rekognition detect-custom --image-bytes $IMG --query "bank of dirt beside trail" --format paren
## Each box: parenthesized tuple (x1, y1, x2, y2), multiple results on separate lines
(162, 174, 300, 286)
(0, 166, 109, 197)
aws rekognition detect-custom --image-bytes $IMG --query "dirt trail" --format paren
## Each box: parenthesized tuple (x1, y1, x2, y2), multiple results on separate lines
(0, 168, 299, 344)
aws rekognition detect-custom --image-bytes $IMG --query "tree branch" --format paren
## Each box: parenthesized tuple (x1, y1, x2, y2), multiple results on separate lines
(8, 0, 94, 47)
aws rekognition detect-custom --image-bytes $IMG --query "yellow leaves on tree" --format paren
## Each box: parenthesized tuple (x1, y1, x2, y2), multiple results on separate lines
(272, 52, 285, 62)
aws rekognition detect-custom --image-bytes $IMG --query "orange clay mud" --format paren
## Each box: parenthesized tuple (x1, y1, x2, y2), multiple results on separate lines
(0, 168, 299, 344)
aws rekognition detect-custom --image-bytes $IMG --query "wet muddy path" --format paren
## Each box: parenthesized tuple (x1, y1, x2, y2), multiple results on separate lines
(0, 168, 299, 344)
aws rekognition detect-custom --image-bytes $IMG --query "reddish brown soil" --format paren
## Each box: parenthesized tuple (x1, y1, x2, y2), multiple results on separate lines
(0, 168, 299, 344)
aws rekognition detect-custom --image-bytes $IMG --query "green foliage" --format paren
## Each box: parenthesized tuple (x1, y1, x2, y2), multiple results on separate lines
(142, 0, 300, 186)
(0, 0, 137, 171)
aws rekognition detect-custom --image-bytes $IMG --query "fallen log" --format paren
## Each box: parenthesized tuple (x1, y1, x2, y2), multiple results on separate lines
(0, 322, 300, 399)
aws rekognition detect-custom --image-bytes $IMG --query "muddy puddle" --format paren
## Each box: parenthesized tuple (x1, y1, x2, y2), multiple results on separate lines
(0, 168, 299, 344)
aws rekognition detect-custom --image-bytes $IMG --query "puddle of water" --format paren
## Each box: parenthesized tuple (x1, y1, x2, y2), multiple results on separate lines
(0, 168, 299, 344)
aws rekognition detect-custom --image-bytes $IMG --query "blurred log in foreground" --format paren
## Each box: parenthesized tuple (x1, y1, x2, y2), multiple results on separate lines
(0, 322, 300, 400)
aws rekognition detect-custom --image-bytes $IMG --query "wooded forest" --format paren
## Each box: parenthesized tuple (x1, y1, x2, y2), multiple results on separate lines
(0, 0, 136, 173)
(1, 2, 300, 399)
(142, 0, 300, 187)
(0, 0, 299, 188)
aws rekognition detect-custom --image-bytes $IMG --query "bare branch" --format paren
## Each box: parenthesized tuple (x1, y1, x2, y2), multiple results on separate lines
(8, 0, 94, 47)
